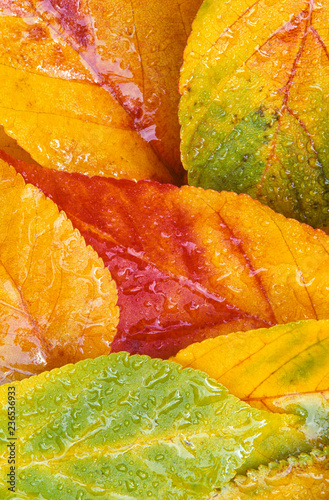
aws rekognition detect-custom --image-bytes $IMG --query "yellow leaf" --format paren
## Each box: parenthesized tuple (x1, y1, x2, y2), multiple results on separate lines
(173, 319, 329, 412)
(0, 0, 202, 182)
(0, 158, 119, 383)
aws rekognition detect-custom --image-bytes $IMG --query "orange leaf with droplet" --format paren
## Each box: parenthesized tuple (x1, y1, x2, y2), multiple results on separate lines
(6, 150, 329, 360)
(0, 157, 119, 384)
(0, 0, 202, 182)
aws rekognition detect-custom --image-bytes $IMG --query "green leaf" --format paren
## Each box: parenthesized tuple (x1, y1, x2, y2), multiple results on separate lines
(1, 353, 329, 499)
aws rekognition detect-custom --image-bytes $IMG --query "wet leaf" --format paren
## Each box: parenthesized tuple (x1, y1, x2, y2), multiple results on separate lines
(0, 0, 203, 183)
(173, 319, 329, 412)
(211, 448, 329, 499)
(6, 151, 329, 359)
(180, 0, 329, 227)
(0, 353, 327, 499)
(0, 158, 118, 384)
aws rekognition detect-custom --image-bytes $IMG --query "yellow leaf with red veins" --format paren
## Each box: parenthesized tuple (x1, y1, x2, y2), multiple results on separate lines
(0, 0, 202, 182)
(0, 158, 119, 384)
(173, 319, 329, 412)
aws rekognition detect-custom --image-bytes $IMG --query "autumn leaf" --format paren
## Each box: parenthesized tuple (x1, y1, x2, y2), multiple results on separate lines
(210, 448, 329, 499)
(6, 151, 329, 360)
(0, 0, 203, 183)
(173, 319, 329, 414)
(0, 158, 118, 384)
(180, 0, 329, 227)
(1, 353, 328, 499)
(0, 126, 38, 165)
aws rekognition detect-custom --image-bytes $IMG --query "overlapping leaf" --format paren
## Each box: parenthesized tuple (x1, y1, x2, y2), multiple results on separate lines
(173, 319, 329, 412)
(0, 159, 118, 383)
(6, 151, 329, 359)
(0, 126, 37, 164)
(180, 0, 329, 227)
(0, 353, 328, 499)
(211, 448, 329, 499)
(0, 0, 202, 182)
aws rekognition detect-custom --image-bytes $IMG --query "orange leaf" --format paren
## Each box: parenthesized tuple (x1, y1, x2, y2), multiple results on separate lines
(6, 151, 329, 360)
(0, 0, 202, 182)
(0, 125, 38, 164)
(0, 157, 119, 383)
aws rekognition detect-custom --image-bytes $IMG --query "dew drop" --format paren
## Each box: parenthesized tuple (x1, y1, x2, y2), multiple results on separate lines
(137, 470, 148, 480)
(116, 464, 128, 473)
(125, 480, 137, 492)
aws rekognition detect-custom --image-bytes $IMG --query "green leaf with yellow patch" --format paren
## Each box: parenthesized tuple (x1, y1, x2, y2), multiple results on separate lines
(180, 0, 329, 227)
(1, 352, 329, 499)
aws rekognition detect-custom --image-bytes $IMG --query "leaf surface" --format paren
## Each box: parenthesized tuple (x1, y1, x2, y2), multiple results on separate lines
(173, 319, 329, 412)
(0, 158, 118, 383)
(0, 0, 202, 182)
(6, 151, 329, 359)
(180, 0, 329, 227)
(211, 448, 329, 499)
(0, 353, 327, 499)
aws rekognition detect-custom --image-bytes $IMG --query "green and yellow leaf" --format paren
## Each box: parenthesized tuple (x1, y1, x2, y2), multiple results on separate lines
(173, 319, 329, 412)
(180, 0, 329, 227)
(1, 353, 328, 499)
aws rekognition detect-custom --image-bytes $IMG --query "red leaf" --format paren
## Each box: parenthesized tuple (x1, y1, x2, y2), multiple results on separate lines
(6, 150, 329, 358)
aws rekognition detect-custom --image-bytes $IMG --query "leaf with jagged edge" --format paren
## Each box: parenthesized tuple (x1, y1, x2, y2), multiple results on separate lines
(0, 158, 118, 383)
(172, 319, 329, 413)
(180, 0, 329, 227)
(0, 352, 329, 499)
(210, 447, 329, 499)
(6, 151, 329, 360)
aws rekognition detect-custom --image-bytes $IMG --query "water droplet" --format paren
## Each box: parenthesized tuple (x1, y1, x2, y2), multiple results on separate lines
(116, 464, 127, 473)
(137, 470, 148, 480)
(102, 467, 111, 476)
(125, 480, 137, 492)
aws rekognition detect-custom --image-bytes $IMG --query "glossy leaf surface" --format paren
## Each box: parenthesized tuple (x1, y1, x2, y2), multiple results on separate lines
(0, 353, 326, 499)
(6, 151, 329, 359)
(211, 448, 329, 499)
(180, 0, 329, 227)
(173, 319, 329, 412)
(0, 0, 202, 183)
(0, 158, 118, 383)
